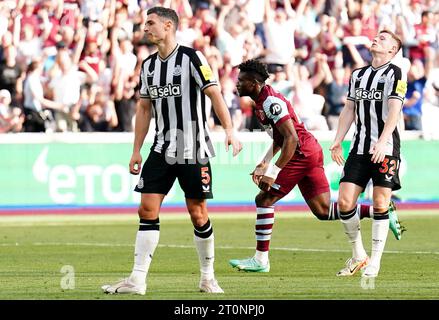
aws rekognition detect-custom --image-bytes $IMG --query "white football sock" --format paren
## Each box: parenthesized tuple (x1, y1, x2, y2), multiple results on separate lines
(370, 216, 389, 267)
(254, 250, 269, 265)
(341, 212, 368, 260)
(129, 230, 159, 285)
(194, 234, 215, 281)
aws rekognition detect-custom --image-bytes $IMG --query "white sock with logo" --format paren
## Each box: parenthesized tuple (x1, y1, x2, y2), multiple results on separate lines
(129, 219, 160, 286)
(194, 220, 215, 281)
(370, 213, 390, 268)
(340, 208, 368, 261)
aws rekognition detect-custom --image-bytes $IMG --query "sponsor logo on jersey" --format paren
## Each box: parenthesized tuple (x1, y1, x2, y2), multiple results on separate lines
(269, 103, 282, 116)
(149, 84, 182, 99)
(147, 70, 154, 77)
(355, 88, 383, 101)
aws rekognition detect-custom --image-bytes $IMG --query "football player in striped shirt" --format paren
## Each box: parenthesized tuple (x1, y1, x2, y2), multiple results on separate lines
(330, 30, 407, 278)
(102, 6, 241, 295)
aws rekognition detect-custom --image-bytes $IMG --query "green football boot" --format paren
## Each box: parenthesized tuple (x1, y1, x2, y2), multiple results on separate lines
(388, 200, 405, 240)
(229, 257, 270, 272)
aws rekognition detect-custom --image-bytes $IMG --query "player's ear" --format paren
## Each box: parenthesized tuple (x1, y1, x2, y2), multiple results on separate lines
(164, 19, 173, 31)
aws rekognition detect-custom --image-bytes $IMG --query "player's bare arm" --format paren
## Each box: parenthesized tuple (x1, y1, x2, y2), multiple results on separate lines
(259, 119, 298, 191)
(204, 85, 242, 156)
(130, 98, 152, 175)
(251, 142, 281, 185)
(330, 99, 355, 166)
(370, 98, 403, 163)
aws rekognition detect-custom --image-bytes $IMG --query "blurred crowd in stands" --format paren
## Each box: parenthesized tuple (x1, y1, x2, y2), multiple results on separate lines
(0, 0, 438, 135)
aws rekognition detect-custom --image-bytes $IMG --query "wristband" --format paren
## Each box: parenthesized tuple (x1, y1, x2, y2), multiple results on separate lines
(265, 163, 282, 180)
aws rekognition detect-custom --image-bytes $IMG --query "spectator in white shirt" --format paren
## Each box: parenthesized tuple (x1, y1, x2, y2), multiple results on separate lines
(48, 52, 81, 132)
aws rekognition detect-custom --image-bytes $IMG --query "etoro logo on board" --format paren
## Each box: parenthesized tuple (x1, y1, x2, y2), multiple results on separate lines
(32, 147, 176, 205)
(33, 147, 138, 204)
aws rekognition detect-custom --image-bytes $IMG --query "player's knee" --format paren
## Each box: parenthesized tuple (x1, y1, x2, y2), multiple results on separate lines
(190, 213, 208, 228)
(187, 205, 208, 227)
(373, 205, 388, 214)
(137, 205, 158, 220)
(337, 198, 356, 212)
(255, 193, 274, 207)
(313, 210, 328, 220)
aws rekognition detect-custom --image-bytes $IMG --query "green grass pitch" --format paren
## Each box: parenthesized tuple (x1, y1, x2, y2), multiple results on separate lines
(1, 210, 438, 300)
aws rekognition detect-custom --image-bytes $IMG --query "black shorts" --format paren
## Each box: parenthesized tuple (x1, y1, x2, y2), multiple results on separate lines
(340, 153, 401, 191)
(134, 151, 213, 199)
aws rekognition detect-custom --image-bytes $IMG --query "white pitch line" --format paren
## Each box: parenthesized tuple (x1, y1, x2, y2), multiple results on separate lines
(0, 242, 438, 255)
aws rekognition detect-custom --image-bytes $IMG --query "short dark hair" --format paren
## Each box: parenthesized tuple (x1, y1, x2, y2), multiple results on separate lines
(379, 29, 402, 53)
(147, 7, 179, 29)
(238, 59, 270, 83)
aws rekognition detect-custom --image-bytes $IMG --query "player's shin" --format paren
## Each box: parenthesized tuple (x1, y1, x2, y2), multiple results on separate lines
(370, 211, 390, 268)
(339, 208, 368, 260)
(194, 219, 215, 281)
(255, 207, 275, 265)
(129, 218, 160, 286)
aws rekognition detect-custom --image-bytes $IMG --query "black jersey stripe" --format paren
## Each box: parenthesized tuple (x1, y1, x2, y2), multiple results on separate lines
(147, 55, 159, 149)
(189, 73, 200, 160)
(375, 68, 392, 138)
(159, 59, 170, 154)
(173, 50, 184, 156)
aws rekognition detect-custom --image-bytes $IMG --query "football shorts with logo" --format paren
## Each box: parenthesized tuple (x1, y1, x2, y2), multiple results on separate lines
(134, 151, 213, 199)
(340, 153, 401, 191)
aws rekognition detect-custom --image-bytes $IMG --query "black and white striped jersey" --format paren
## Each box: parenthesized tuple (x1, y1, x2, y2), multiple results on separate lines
(139, 44, 217, 160)
(347, 61, 407, 157)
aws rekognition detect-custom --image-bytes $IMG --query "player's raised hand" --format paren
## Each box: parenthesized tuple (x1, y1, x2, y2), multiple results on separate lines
(250, 162, 267, 185)
(129, 152, 143, 175)
(329, 142, 345, 166)
(369, 141, 386, 163)
(225, 132, 243, 157)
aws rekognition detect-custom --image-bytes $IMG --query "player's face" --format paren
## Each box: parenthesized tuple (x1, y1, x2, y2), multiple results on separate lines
(144, 13, 169, 44)
(236, 72, 256, 97)
(371, 32, 397, 56)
